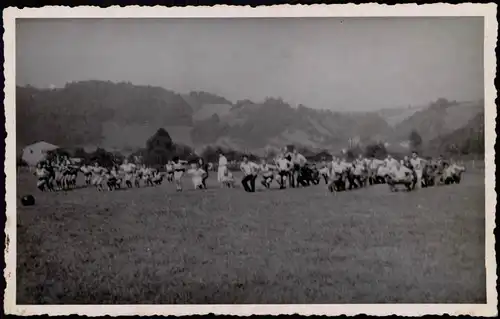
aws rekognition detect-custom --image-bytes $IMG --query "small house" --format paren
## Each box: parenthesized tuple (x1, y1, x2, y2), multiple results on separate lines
(21, 141, 59, 166)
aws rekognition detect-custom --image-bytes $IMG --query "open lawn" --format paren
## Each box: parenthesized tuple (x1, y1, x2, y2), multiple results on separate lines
(16, 169, 486, 304)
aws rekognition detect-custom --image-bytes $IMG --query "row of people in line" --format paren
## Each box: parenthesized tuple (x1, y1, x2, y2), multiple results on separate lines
(34, 158, 165, 192)
(34, 150, 465, 193)
(234, 151, 466, 193)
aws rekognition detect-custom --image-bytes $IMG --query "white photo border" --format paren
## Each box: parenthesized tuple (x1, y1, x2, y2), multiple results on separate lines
(3, 3, 498, 317)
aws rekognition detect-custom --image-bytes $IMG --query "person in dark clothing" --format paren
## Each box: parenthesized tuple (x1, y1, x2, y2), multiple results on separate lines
(198, 158, 209, 189)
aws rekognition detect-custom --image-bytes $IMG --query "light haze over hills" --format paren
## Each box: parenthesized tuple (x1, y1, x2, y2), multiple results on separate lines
(16, 17, 483, 112)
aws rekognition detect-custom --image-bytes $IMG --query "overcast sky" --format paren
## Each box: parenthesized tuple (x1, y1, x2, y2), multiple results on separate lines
(16, 17, 484, 111)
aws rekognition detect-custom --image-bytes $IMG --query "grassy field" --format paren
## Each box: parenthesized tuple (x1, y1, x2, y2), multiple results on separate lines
(16, 168, 486, 304)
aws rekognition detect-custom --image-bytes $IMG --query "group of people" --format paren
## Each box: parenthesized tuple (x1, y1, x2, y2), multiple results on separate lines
(32, 148, 466, 194)
(34, 156, 165, 192)
(221, 149, 466, 193)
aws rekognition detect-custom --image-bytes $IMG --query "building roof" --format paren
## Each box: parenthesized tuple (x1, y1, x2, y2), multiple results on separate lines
(24, 141, 59, 151)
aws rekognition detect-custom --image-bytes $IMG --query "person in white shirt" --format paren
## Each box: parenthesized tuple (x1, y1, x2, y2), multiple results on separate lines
(388, 161, 413, 192)
(106, 166, 122, 191)
(369, 158, 384, 184)
(172, 157, 186, 192)
(90, 162, 106, 192)
(377, 162, 391, 183)
(120, 159, 137, 188)
(34, 162, 50, 191)
(220, 165, 235, 188)
(187, 162, 207, 190)
(352, 160, 366, 188)
(80, 163, 92, 186)
(240, 155, 260, 192)
(318, 158, 330, 185)
(259, 159, 276, 189)
(355, 154, 365, 167)
(276, 153, 292, 189)
(410, 152, 425, 189)
(328, 158, 346, 192)
(165, 161, 174, 183)
(217, 152, 228, 187)
(442, 161, 466, 184)
(385, 155, 398, 170)
(152, 169, 163, 185)
(289, 149, 307, 188)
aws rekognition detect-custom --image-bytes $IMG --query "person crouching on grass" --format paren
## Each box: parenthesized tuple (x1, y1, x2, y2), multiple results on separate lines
(259, 158, 276, 189)
(80, 163, 92, 186)
(221, 166, 235, 188)
(387, 160, 413, 192)
(187, 162, 207, 190)
(106, 166, 122, 191)
(34, 162, 50, 192)
(172, 157, 186, 192)
(240, 155, 260, 193)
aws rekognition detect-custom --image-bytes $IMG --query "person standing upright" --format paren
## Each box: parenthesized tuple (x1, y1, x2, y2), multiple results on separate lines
(198, 157, 209, 189)
(290, 148, 307, 188)
(410, 151, 425, 189)
(217, 152, 228, 187)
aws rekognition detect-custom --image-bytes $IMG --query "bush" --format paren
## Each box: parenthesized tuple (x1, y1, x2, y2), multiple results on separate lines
(364, 143, 388, 159)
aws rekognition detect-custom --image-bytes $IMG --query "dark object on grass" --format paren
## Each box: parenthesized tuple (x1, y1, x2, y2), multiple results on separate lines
(21, 195, 35, 206)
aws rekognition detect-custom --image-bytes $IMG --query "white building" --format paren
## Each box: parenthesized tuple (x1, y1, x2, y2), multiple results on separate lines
(21, 141, 59, 166)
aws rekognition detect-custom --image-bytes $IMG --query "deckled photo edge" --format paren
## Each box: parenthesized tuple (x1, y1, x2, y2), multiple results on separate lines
(3, 3, 498, 317)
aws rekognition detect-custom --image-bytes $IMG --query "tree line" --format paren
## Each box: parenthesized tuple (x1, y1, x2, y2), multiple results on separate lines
(19, 124, 484, 169)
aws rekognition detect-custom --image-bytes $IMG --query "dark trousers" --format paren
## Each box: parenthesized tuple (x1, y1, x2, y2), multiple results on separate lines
(242, 174, 257, 192)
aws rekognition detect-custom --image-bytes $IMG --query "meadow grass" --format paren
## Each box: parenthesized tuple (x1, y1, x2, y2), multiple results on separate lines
(16, 170, 486, 304)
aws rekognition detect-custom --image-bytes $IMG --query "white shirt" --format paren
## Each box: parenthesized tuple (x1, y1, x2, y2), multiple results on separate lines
(292, 153, 307, 166)
(331, 162, 344, 174)
(260, 164, 275, 176)
(91, 166, 106, 175)
(120, 163, 136, 173)
(370, 159, 384, 170)
(377, 165, 390, 177)
(188, 168, 206, 178)
(218, 155, 228, 167)
(80, 166, 90, 174)
(36, 168, 49, 178)
(410, 157, 424, 171)
(173, 162, 185, 171)
(277, 158, 291, 171)
(353, 164, 364, 175)
(391, 166, 411, 180)
(340, 161, 352, 170)
(385, 158, 398, 169)
(186, 168, 205, 186)
(240, 161, 259, 176)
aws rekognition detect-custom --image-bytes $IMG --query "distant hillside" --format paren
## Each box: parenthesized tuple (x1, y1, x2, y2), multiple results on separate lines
(191, 99, 393, 152)
(375, 105, 427, 126)
(428, 111, 485, 156)
(16, 81, 484, 156)
(181, 91, 233, 112)
(391, 98, 483, 144)
(17, 81, 193, 149)
(193, 103, 233, 121)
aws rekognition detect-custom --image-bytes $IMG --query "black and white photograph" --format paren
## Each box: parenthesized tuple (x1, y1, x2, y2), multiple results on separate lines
(4, 4, 497, 317)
